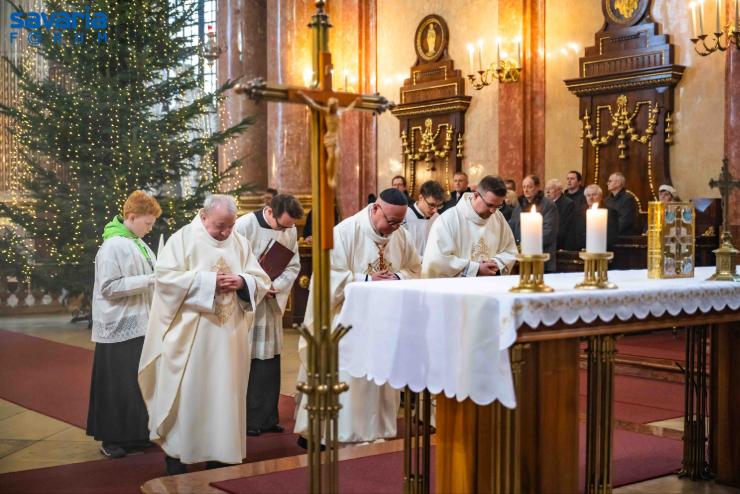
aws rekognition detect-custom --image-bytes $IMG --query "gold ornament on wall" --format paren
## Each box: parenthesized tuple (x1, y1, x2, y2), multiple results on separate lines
(401, 118, 454, 172)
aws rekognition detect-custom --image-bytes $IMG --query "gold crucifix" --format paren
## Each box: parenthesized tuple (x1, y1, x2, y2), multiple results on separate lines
(707, 157, 740, 281)
(235, 2, 393, 492)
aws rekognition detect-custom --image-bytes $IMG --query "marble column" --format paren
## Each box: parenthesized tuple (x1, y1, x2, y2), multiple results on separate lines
(725, 15, 740, 245)
(217, 0, 268, 190)
(327, 0, 378, 217)
(497, 0, 546, 185)
(265, 0, 315, 195)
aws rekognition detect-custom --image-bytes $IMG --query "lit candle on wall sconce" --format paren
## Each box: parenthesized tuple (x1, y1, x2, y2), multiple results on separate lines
(342, 69, 349, 91)
(496, 37, 501, 64)
(715, 0, 721, 33)
(477, 39, 484, 71)
(699, 0, 706, 35)
(516, 36, 522, 66)
(690, 2, 698, 38)
(467, 43, 475, 74)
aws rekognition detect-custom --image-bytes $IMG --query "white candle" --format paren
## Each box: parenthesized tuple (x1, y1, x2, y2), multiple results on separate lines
(517, 39, 522, 66)
(699, 0, 706, 34)
(467, 43, 475, 74)
(690, 2, 698, 38)
(520, 205, 543, 255)
(735, 0, 738, 30)
(716, 0, 721, 33)
(586, 203, 608, 253)
(497, 38, 501, 64)
(477, 39, 483, 71)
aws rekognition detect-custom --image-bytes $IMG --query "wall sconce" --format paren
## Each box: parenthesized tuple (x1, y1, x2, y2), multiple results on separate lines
(201, 25, 225, 67)
(689, 0, 740, 56)
(466, 37, 522, 89)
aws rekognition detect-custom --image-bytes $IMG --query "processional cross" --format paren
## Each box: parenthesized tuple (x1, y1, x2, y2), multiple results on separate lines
(235, 2, 393, 492)
(707, 157, 740, 281)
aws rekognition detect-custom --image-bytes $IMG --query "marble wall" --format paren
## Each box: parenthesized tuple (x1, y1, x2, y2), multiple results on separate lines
(376, 0, 499, 190)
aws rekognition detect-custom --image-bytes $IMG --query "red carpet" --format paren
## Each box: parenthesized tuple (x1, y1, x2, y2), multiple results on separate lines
(0, 330, 93, 428)
(616, 331, 687, 362)
(579, 372, 684, 424)
(210, 429, 682, 494)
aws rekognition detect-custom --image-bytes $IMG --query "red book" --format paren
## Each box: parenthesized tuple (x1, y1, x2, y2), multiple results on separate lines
(258, 240, 294, 281)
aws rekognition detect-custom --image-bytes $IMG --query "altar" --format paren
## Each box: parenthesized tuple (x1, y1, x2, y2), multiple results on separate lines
(338, 266, 740, 493)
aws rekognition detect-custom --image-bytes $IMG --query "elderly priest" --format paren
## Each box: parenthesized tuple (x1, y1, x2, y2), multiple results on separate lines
(423, 175, 517, 278)
(294, 188, 421, 444)
(138, 195, 272, 475)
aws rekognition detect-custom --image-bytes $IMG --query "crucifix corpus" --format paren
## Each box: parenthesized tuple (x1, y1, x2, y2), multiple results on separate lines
(235, 1, 394, 492)
(707, 157, 740, 281)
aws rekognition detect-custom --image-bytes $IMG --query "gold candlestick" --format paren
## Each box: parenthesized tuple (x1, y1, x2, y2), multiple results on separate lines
(708, 231, 740, 281)
(510, 254, 554, 293)
(575, 252, 617, 289)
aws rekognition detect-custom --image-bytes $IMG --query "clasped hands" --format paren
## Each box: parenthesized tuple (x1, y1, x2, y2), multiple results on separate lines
(371, 270, 398, 282)
(477, 260, 500, 276)
(216, 273, 245, 293)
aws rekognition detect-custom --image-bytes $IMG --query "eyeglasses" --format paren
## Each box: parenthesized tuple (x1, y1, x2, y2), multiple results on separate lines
(422, 196, 444, 211)
(476, 192, 504, 212)
(274, 216, 294, 230)
(377, 204, 407, 226)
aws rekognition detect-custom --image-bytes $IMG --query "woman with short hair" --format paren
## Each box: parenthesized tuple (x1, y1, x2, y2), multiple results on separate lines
(86, 191, 161, 458)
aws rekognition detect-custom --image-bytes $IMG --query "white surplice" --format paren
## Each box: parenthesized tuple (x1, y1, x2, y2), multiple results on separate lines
(138, 213, 271, 464)
(422, 192, 517, 278)
(294, 205, 421, 443)
(235, 209, 300, 359)
(402, 203, 438, 260)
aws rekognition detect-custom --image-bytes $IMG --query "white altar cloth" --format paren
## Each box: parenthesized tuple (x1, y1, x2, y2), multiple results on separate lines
(337, 266, 740, 407)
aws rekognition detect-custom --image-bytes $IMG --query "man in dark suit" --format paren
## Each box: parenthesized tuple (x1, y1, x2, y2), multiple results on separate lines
(573, 184, 619, 251)
(564, 170, 586, 211)
(509, 175, 559, 272)
(545, 179, 575, 251)
(605, 172, 640, 235)
(391, 175, 415, 206)
(442, 171, 471, 212)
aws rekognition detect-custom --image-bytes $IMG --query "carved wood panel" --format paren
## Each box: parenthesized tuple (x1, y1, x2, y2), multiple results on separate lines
(565, 0, 684, 211)
(391, 14, 470, 197)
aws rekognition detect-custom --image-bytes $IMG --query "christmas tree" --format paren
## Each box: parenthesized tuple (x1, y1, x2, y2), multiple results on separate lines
(0, 0, 251, 301)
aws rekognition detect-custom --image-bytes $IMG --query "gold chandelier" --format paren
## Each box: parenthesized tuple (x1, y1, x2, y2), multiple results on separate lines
(466, 37, 523, 89)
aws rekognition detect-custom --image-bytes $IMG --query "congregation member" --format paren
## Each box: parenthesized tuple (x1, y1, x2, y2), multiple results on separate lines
(499, 188, 519, 221)
(544, 178, 575, 251)
(294, 188, 421, 445)
(235, 194, 304, 438)
(573, 184, 619, 251)
(442, 171, 471, 212)
(605, 172, 641, 235)
(262, 187, 278, 207)
(564, 170, 586, 210)
(403, 180, 445, 259)
(658, 184, 681, 203)
(504, 179, 516, 192)
(509, 175, 559, 272)
(423, 175, 517, 278)
(87, 191, 161, 459)
(391, 175, 415, 205)
(138, 195, 272, 475)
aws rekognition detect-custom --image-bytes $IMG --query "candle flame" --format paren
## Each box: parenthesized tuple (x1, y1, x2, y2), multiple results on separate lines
(531, 204, 537, 213)
(591, 203, 599, 209)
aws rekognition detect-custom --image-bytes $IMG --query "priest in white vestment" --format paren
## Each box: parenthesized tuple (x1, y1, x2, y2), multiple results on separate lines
(294, 188, 422, 444)
(423, 175, 517, 278)
(402, 180, 445, 260)
(235, 194, 303, 437)
(138, 195, 272, 475)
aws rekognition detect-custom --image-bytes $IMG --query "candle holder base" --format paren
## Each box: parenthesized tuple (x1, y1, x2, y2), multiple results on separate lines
(575, 252, 617, 290)
(510, 254, 554, 293)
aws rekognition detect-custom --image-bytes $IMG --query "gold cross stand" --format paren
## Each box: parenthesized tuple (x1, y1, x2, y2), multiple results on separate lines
(708, 157, 740, 281)
(235, 2, 393, 492)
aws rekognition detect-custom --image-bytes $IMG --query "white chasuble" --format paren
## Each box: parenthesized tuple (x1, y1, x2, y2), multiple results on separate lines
(402, 203, 438, 260)
(422, 192, 517, 278)
(235, 210, 300, 360)
(138, 213, 271, 464)
(294, 205, 421, 443)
